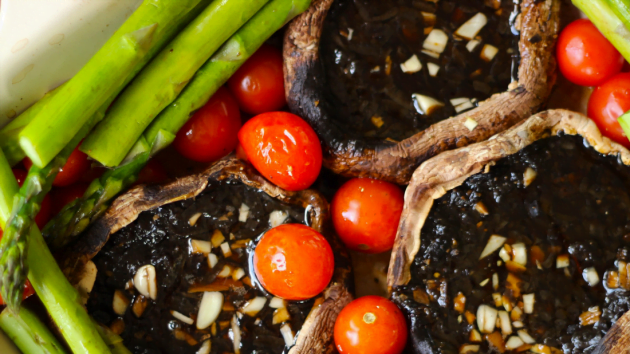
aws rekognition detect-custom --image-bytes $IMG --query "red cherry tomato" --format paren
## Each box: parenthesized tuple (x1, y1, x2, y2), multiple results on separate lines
(331, 178, 404, 254)
(24, 145, 91, 187)
(556, 19, 624, 87)
(228, 45, 286, 114)
(134, 160, 169, 186)
(173, 87, 241, 162)
(12, 169, 51, 229)
(253, 224, 334, 300)
(587, 73, 630, 147)
(50, 183, 90, 216)
(238, 112, 322, 191)
(235, 142, 249, 162)
(79, 166, 106, 183)
(334, 296, 408, 354)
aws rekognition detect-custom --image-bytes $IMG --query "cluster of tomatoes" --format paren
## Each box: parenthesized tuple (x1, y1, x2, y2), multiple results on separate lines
(557, 19, 630, 147)
(171, 45, 408, 353)
(2, 44, 409, 351)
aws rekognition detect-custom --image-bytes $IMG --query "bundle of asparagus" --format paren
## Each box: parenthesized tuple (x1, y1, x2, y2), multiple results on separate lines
(0, 0, 312, 352)
(45, 0, 312, 249)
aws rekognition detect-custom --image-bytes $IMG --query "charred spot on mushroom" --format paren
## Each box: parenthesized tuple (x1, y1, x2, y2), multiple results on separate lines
(392, 136, 630, 353)
(319, 0, 519, 141)
(87, 178, 331, 353)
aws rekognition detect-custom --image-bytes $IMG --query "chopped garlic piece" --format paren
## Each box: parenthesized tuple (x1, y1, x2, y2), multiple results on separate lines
(197, 292, 223, 329)
(466, 39, 481, 52)
(505, 336, 524, 350)
(476, 304, 498, 333)
(427, 62, 440, 77)
(464, 117, 478, 131)
(479, 235, 506, 259)
(480, 44, 499, 62)
(172, 310, 194, 325)
(423, 29, 449, 54)
(556, 254, 570, 268)
(413, 94, 444, 116)
(455, 13, 488, 40)
(583, 267, 600, 286)
(523, 293, 535, 314)
(400, 54, 423, 73)
(524, 167, 537, 187)
(238, 203, 249, 222)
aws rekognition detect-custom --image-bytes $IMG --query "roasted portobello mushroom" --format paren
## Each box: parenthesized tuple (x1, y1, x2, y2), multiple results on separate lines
(388, 109, 630, 353)
(60, 158, 353, 354)
(284, 0, 560, 184)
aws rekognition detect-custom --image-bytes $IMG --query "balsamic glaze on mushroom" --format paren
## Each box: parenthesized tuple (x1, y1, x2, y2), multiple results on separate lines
(61, 159, 353, 354)
(388, 110, 630, 353)
(284, 0, 560, 184)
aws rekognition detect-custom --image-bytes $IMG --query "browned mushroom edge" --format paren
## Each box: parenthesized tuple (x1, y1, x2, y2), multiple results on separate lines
(387, 109, 630, 289)
(283, 0, 560, 184)
(60, 158, 353, 354)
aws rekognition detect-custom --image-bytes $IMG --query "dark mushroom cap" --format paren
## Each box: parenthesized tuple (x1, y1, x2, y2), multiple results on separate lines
(387, 109, 630, 354)
(284, 0, 560, 184)
(60, 158, 353, 354)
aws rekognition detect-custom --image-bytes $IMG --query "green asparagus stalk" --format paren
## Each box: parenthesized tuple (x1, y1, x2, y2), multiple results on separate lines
(0, 150, 112, 353)
(17, 0, 210, 168)
(0, 85, 62, 166)
(95, 321, 132, 354)
(574, 0, 630, 62)
(0, 111, 104, 311)
(0, 306, 68, 354)
(43, 0, 312, 247)
(80, 0, 271, 168)
(606, 0, 630, 32)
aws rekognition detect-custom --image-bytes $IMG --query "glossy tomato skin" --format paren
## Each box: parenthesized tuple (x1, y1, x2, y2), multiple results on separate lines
(557, 19, 624, 87)
(174, 87, 241, 162)
(331, 178, 404, 253)
(238, 112, 322, 191)
(12, 169, 51, 229)
(253, 224, 334, 300)
(588, 73, 630, 147)
(334, 296, 408, 354)
(24, 145, 91, 187)
(228, 45, 286, 114)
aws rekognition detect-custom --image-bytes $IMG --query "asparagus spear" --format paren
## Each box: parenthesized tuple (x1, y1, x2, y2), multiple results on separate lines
(573, 0, 630, 62)
(18, 0, 210, 168)
(0, 110, 104, 311)
(81, 0, 271, 168)
(0, 85, 61, 166)
(0, 306, 68, 354)
(0, 150, 112, 353)
(0, 0, 213, 309)
(43, 0, 312, 247)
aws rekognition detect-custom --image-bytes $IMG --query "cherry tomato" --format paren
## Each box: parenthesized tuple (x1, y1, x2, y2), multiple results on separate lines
(12, 169, 51, 229)
(50, 183, 90, 216)
(173, 87, 241, 162)
(228, 45, 286, 114)
(134, 160, 169, 186)
(331, 178, 404, 253)
(235, 142, 249, 162)
(334, 296, 408, 354)
(79, 165, 106, 183)
(24, 144, 91, 187)
(253, 224, 334, 300)
(556, 19, 624, 87)
(238, 112, 322, 191)
(587, 73, 630, 147)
